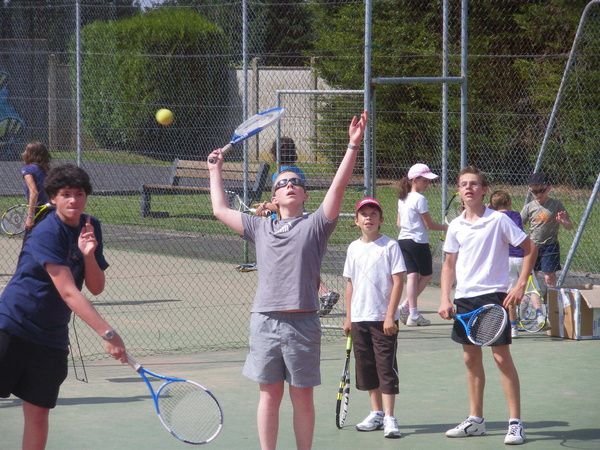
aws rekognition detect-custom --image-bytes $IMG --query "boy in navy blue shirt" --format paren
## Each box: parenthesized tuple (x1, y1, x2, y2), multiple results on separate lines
(0, 163, 128, 450)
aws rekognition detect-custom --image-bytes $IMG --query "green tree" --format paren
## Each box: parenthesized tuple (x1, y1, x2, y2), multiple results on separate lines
(75, 8, 229, 159)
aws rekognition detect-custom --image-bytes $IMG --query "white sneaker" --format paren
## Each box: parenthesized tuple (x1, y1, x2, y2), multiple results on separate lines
(406, 314, 431, 327)
(399, 308, 409, 325)
(536, 314, 546, 326)
(445, 417, 486, 437)
(504, 421, 525, 445)
(356, 411, 384, 432)
(511, 327, 519, 338)
(383, 415, 401, 439)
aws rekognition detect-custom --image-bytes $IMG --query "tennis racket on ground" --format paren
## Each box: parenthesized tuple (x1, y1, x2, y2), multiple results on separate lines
(127, 354, 223, 445)
(208, 107, 285, 163)
(454, 304, 508, 346)
(518, 273, 547, 333)
(1, 203, 51, 236)
(336, 335, 352, 429)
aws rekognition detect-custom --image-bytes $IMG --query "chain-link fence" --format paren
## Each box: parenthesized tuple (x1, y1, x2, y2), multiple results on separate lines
(1, 1, 598, 362)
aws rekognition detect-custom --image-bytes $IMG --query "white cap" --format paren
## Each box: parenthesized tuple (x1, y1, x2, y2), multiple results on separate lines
(408, 163, 438, 180)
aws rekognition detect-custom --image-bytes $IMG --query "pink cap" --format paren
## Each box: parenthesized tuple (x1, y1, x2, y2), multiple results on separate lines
(355, 196, 382, 213)
(408, 163, 438, 180)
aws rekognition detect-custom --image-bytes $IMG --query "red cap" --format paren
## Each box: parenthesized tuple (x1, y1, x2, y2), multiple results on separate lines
(355, 196, 382, 213)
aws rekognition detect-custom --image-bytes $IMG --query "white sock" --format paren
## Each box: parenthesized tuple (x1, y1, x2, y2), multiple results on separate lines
(468, 415, 484, 423)
(399, 301, 408, 312)
(409, 308, 420, 319)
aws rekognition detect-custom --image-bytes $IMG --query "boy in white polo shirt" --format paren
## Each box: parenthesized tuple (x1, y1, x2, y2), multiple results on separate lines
(438, 166, 537, 446)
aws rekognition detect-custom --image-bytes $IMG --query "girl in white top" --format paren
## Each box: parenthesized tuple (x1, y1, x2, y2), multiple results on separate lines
(396, 163, 447, 326)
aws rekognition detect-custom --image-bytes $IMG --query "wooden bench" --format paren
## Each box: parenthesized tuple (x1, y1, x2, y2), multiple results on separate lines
(140, 159, 270, 217)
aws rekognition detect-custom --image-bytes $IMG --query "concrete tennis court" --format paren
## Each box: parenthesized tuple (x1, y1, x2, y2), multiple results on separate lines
(1, 285, 599, 450)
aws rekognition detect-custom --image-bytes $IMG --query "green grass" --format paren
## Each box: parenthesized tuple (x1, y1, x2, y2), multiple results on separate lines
(2, 185, 598, 275)
(51, 149, 172, 165)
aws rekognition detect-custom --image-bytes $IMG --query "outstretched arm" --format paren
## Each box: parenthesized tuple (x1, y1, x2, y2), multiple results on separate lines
(322, 111, 368, 220)
(46, 263, 127, 362)
(208, 149, 244, 235)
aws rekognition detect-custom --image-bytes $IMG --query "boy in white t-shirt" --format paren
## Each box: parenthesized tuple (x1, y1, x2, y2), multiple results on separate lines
(343, 197, 406, 439)
(438, 166, 537, 446)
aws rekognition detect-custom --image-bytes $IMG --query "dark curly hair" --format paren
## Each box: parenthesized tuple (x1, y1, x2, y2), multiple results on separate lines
(45, 163, 92, 199)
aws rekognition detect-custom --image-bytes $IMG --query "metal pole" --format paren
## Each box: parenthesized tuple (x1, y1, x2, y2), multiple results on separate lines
(529, 0, 599, 203)
(441, 0, 449, 220)
(460, 0, 468, 169)
(75, 0, 82, 167)
(242, 0, 249, 262)
(363, 0, 373, 196)
(557, 171, 600, 287)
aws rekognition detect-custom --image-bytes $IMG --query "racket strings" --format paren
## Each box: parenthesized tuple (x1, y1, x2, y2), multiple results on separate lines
(518, 292, 546, 332)
(469, 307, 506, 344)
(158, 381, 222, 444)
(2, 206, 27, 234)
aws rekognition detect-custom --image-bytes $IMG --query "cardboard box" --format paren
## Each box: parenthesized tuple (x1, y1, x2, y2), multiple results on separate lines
(547, 286, 600, 340)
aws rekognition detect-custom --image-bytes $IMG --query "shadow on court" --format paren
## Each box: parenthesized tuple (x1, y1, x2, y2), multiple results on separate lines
(1, 285, 599, 450)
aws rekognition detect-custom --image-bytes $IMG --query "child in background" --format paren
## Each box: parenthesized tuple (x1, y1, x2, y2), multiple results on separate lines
(489, 190, 524, 338)
(439, 166, 537, 445)
(343, 197, 405, 439)
(21, 141, 51, 231)
(521, 172, 573, 289)
(396, 163, 447, 326)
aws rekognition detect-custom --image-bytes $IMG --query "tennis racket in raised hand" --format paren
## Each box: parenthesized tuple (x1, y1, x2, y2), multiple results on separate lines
(127, 354, 223, 445)
(518, 273, 547, 333)
(208, 107, 285, 163)
(1, 203, 51, 236)
(454, 304, 508, 346)
(336, 335, 352, 429)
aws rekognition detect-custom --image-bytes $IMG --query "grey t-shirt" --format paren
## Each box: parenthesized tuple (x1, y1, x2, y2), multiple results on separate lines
(520, 197, 565, 245)
(242, 205, 337, 312)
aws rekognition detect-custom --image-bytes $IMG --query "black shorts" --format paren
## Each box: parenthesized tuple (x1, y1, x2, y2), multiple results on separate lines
(535, 241, 561, 273)
(398, 239, 433, 276)
(351, 321, 399, 394)
(451, 293, 511, 346)
(0, 330, 69, 408)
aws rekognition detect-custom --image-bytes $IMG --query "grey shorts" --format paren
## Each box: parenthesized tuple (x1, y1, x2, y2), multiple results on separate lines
(243, 312, 321, 387)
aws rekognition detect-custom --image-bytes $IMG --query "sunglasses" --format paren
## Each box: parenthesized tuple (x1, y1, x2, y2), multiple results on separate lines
(273, 177, 306, 192)
(530, 186, 548, 195)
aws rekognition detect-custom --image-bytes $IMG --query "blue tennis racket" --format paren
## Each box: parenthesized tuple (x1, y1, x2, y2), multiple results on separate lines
(208, 106, 285, 163)
(454, 304, 508, 346)
(127, 354, 223, 445)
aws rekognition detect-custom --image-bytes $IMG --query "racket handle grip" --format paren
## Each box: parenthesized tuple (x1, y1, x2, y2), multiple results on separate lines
(208, 143, 233, 164)
(126, 353, 142, 371)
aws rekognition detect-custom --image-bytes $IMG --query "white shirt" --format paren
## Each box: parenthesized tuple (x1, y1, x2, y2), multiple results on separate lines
(397, 192, 430, 243)
(444, 208, 527, 298)
(343, 235, 406, 322)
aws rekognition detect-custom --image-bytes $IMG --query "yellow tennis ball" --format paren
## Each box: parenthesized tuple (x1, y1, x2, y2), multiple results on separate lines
(155, 108, 174, 126)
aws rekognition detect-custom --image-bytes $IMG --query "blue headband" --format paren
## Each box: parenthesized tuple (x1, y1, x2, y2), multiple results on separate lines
(272, 165, 306, 183)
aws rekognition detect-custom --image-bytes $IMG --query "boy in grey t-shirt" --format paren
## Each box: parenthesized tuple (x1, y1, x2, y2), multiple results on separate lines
(208, 111, 367, 450)
(520, 172, 573, 288)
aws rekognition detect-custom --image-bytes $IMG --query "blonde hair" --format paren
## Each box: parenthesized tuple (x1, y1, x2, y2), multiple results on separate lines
(489, 190, 512, 210)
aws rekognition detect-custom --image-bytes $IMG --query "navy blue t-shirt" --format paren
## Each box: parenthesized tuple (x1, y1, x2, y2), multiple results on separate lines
(21, 163, 49, 205)
(0, 210, 108, 350)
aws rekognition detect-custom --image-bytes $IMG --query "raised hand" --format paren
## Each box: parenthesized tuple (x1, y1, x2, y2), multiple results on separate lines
(78, 215, 97, 256)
